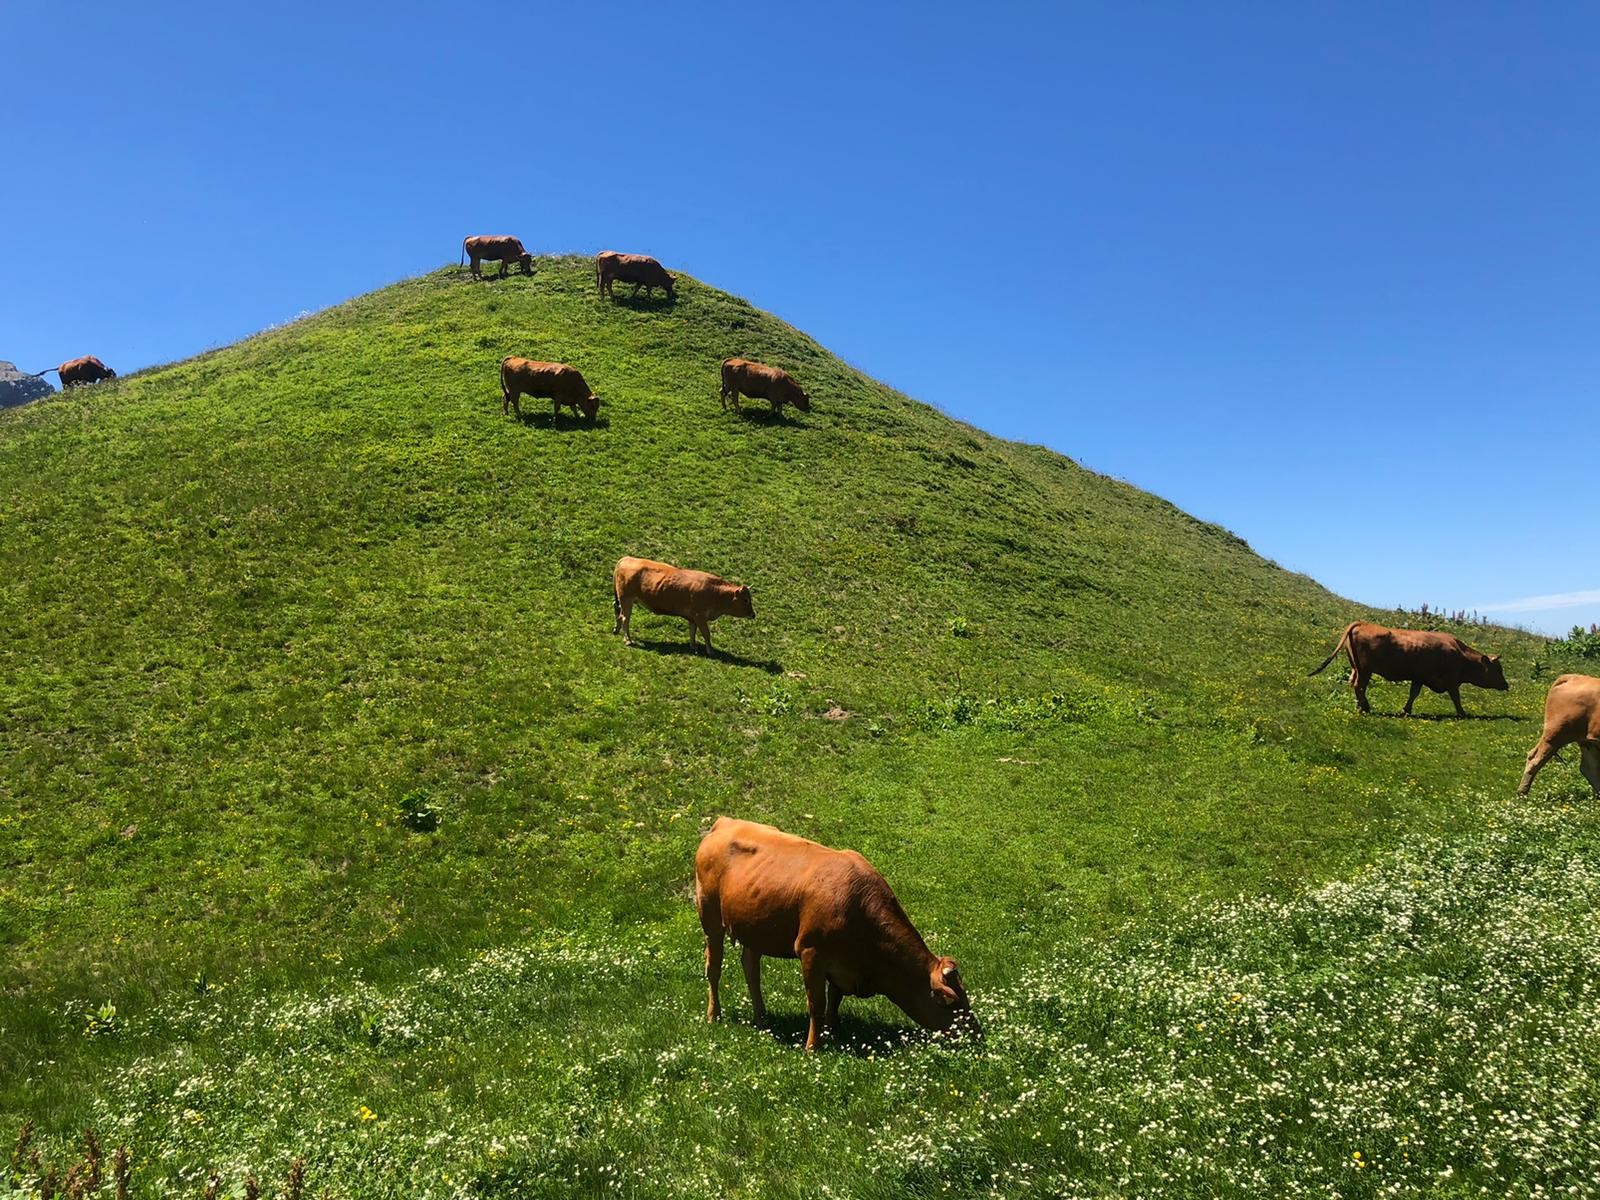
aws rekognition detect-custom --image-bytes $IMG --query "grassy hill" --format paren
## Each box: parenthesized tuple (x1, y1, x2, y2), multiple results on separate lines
(3, 257, 1595, 1198)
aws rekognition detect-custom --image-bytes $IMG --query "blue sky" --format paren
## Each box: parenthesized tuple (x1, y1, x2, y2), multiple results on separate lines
(6, 1, 1596, 635)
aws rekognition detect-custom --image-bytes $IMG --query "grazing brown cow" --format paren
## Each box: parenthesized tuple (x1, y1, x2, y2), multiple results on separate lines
(694, 817, 978, 1051)
(612, 556, 753, 653)
(461, 235, 533, 279)
(1309, 620, 1508, 715)
(596, 251, 675, 301)
(498, 358, 600, 421)
(719, 358, 811, 415)
(40, 356, 117, 388)
(1518, 674, 1600, 798)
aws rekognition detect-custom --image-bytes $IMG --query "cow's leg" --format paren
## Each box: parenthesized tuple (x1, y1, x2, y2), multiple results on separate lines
(699, 621, 713, 654)
(497, 261, 508, 279)
(825, 980, 843, 1032)
(1404, 680, 1424, 716)
(470, 258, 481, 278)
(553, 400, 561, 425)
(740, 945, 767, 1025)
(1351, 669, 1370, 714)
(703, 931, 724, 1023)
(1519, 736, 1560, 796)
(686, 619, 698, 651)
(1582, 745, 1600, 799)
(1448, 686, 1467, 718)
(799, 949, 828, 1050)
(617, 597, 635, 646)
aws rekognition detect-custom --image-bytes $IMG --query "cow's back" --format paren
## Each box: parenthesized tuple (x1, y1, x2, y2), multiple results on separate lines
(696, 817, 864, 959)
(503, 358, 585, 397)
(1547, 674, 1600, 744)
(469, 235, 523, 258)
(617, 556, 723, 618)
(1355, 623, 1470, 683)
(59, 356, 112, 385)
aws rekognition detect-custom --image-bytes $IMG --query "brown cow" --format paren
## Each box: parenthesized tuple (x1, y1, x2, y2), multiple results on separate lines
(498, 358, 600, 421)
(40, 356, 117, 388)
(596, 251, 675, 301)
(1518, 674, 1600, 798)
(694, 816, 978, 1051)
(461, 235, 533, 279)
(612, 556, 752, 653)
(1309, 620, 1508, 715)
(719, 358, 811, 415)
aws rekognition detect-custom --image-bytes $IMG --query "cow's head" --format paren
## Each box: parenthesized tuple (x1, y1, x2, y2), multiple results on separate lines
(519, 253, 534, 275)
(914, 956, 979, 1037)
(731, 585, 754, 620)
(664, 275, 677, 300)
(792, 387, 812, 413)
(578, 393, 601, 420)
(1482, 654, 1509, 691)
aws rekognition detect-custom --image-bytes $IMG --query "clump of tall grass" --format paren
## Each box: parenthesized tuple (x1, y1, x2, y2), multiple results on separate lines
(5, 1126, 311, 1200)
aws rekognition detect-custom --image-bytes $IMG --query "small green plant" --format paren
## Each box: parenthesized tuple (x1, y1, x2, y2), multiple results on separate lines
(397, 789, 439, 833)
(760, 684, 796, 717)
(948, 615, 970, 638)
(83, 1003, 118, 1038)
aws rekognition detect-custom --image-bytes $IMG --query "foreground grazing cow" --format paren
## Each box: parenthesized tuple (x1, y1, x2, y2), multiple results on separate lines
(695, 817, 978, 1050)
(596, 251, 675, 302)
(612, 557, 752, 653)
(38, 356, 117, 388)
(498, 358, 600, 421)
(461, 235, 533, 279)
(1309, 620, 1508, 715)
(1519, 674, 1600, 798)
(719, 358, 811, 415)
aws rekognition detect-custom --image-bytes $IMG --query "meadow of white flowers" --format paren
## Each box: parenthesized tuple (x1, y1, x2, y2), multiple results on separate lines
(15, 792, 1600, 1198)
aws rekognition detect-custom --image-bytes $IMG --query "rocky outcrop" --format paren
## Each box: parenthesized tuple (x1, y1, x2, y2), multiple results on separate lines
(0, 361, 53, 409)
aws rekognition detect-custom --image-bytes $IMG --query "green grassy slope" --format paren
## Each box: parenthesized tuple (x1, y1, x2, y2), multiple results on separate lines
(2, 257, 1586, 1196)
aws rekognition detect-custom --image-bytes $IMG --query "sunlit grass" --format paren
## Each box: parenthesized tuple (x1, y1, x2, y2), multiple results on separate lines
(0, 257, 1583, 1196)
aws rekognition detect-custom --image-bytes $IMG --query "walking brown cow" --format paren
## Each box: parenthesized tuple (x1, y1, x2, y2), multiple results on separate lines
(596, 251, 675, 301)
(695, 817, 978, 1051)
(1309, 620, 1508, 716)
(719, 358, 810, 415)
(1518, 674, 1600, 798)
(462, 235, 533, 279)
(498, 358, 600, 421)
(612, 557, 752, 653)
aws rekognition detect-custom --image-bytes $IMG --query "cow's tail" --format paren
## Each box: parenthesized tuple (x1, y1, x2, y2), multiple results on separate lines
(460, 239, 466, 267)
(33, 366, 59, 376)
(1308, 622, 1359, 676)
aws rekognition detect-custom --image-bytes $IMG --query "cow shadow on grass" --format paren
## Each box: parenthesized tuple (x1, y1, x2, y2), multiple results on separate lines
(1389, 711, 1529, 723)
(515, 411, 609, 433)
(728, 405, 803, 427)
(751, 1011, 932, 1057)
(628, 638, 782, 674)
(606, 291, 676, 313)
